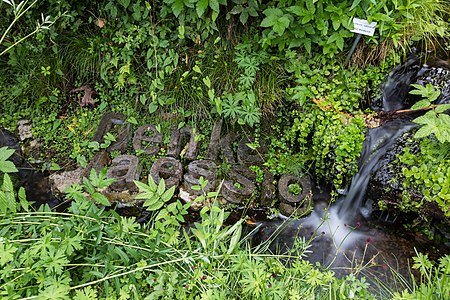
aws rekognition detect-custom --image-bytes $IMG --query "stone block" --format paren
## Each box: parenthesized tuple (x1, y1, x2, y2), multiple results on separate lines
(150, 157, 183, 189)
(93, 112, 130, 153)
(205, 120, 222, 161)
(222, 166, 256, 204)
(278, 174, 312, 204)
(106, 155, 140, 192)
(237, 136, 267, 166)
(167, 126, 199, 160)
(132, 124, 162, 156)
(182, 160, 217, 196)
(260, 171, 277, 207)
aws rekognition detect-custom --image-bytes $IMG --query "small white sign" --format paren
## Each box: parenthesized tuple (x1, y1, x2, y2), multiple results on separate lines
(351, 18, 377, 36)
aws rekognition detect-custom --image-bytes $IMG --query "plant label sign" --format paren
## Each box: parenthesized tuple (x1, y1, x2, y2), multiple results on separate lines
(351, 18, 377, 36)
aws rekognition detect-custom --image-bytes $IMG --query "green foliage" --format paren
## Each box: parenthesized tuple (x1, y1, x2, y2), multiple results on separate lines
(65, 168, 114, 206)
(288, 183, 302, 196)
(408, 84, 450, 143)
(0, 146, 18, 173)
(393, 251, 450, 299)
(399, 138, 450, 216)
(413, 111, 450, 143)
(409, 83, 441, 109)
(134, 177, 176, 211)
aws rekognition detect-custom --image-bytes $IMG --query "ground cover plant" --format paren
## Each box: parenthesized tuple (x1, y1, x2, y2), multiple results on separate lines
(1, 165, 450, 299)
(1, 0, 450, 298)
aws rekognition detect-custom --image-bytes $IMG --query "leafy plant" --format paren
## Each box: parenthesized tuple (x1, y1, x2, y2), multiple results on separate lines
(134, 176, 175, 211)
(0, 0, 56, 57)
(0, 146, 18, 173)
(408, 84, 450, 143)
(65, 168, 114, 206)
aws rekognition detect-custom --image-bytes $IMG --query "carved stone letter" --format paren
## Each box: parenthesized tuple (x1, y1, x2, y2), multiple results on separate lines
(106, 155, 140, 192)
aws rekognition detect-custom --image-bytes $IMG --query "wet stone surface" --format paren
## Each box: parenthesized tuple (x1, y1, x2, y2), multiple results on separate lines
(167, 126, 199, 160)
(219, 133, 239, 164)
(237, 136, 267, 166)
(17, 120, 33, 141)
(107, 155, 140, 192)
(222, 166, 257, 204)
(83, 151, 110, 178)
(132, 124, 162, 156)
(0, 129, 23, 167)
(260, 171, 277, 207)
(278, 174, 312, 203)
(150, 157, 183, 189)
(182, 160, 218, 196)
(93, 112, 130, 153)
(205, 120, 222, 161)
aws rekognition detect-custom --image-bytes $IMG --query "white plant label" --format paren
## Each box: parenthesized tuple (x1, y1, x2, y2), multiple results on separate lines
(351, 18, 377, 36)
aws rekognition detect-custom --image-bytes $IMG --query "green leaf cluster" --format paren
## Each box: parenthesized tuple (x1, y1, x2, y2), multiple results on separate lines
(135, 177, 175, 211)
(0, 146, 18, 173)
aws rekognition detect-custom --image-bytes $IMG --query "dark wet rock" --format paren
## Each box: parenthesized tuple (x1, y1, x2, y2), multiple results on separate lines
(205, 120, 222, 161)
(167, 127, 181, 158)
(373, 55, 450, 111)
(19, 170, 60, 209)
(366, 132, 449, 224)
(180, 160, 218, 209)
(132, 124, 162, 156)
(93, 112, 130, 153)
(222, 166, 256, 204)
(182, 160, 217, 194)
(106, 155, 140, 192)
(150, 157, 183, 189)
(82, 151, 110, 178)
(237, 136, 267, 166)
(114, 205, 151, 223)
(278, 174, 312, 203)
(260, 171, 277, 207)
(219, 133, 239, 164)
(167, 126, 199, 160)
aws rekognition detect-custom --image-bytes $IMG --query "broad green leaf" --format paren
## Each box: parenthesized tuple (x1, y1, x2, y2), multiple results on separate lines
(209, 0, 219, 12)
(350, 0, 362, 11)
(196, 0, 209, 17)
(0, 147, 15, 161)
(203, 76, 211, 88)
(118, 0, 130, 9)
(0, 242, 17, 266)
(2, 174, 15, 213)
(144, 197, 164, 211)
(161, 186, 176, 202)
(287, 6, 306, 17)
(260, 8, 282, 28)
(435, 104, 450, 113)
(414, 125, 434, 139)
(227, 222, 242, 254)
(147, 176, 158, 191)
(18, 187, 29, 212)
(193, 65, 202, 74)
(305, 0, 315, 13)
(171, 0, 184, 17)
(0, 160, 18, 173)
(157, 178, 166, 196)
(413, 111, 436, 125)
(411, 99, 431, 110)
(148, 102, 158, 114)
(92, 192, 111, 206)
(273, 16, 290, 35)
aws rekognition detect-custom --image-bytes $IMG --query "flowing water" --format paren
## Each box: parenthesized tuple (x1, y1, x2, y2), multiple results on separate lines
(249, 56, 450, 286)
